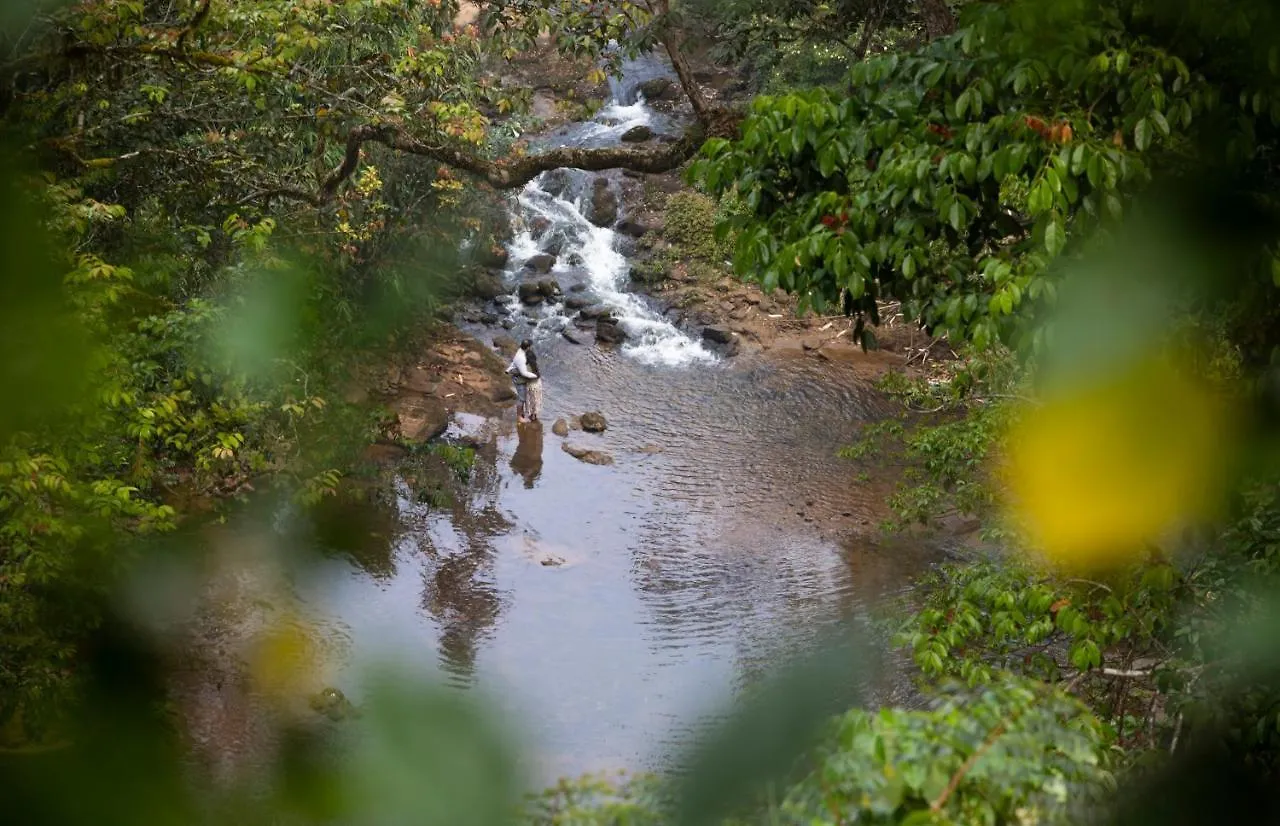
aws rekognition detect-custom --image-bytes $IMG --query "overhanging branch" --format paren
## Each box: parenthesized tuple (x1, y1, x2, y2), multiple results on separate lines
(314, 121, 707, 198)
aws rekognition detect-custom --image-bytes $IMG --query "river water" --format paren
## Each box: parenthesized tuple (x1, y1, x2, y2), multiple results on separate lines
(188, 53, 943, 785)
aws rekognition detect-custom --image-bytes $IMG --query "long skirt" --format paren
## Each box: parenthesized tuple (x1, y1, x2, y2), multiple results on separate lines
(523, 379, 543, 421)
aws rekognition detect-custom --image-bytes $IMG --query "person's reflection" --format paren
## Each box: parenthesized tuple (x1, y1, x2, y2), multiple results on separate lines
(510, 421, 544, 488)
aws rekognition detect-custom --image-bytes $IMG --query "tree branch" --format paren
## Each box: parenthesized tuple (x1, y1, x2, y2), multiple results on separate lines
(343, 122, 706, 192)
(235, 120, 708, 207)
(175, 0, 213, 51)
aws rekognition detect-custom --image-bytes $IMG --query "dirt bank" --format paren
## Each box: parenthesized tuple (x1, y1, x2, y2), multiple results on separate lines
(356, 323, 515, 449)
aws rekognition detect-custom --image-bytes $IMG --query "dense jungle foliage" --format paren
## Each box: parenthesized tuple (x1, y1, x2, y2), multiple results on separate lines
(3, 0, 1280, 824)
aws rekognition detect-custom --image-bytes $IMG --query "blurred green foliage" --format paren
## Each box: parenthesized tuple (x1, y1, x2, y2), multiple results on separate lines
(6, 1, 1280, 825)
(691, 0, 1280, 359)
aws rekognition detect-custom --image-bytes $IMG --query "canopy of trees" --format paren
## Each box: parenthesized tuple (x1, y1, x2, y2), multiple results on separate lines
(692, 0, 1280, 357)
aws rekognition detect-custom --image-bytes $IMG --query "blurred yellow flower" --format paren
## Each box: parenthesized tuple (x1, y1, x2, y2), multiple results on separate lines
(1006, 355, 1233, 570)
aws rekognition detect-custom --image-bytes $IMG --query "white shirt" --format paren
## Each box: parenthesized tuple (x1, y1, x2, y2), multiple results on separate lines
(507, 348, 537, 380)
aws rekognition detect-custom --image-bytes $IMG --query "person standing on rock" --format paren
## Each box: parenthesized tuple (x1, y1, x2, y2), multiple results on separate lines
(523, 344, 544, 423)
(507, 339, 542, 423)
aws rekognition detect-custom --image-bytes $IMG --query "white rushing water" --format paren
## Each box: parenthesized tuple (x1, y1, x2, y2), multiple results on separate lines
(498, 58, 717, 368)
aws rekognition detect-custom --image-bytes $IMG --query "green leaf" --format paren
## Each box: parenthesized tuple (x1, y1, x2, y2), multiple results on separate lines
(1134, 118, 1151, 151)
(1045, 216, 1066, 256)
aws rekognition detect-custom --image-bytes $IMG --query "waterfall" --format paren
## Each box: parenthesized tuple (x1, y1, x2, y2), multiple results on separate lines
(497, 53, 716, 368)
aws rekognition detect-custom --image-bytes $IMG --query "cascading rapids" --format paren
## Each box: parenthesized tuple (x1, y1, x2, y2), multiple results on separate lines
(498, 54, 717, 368)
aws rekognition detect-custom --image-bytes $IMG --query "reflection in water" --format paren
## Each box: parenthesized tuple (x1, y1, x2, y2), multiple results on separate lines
(510, 422, 545, 488)
(304, 339, 946, 780)
(418, 439, 514, 687)
(309, 493, 400, 581)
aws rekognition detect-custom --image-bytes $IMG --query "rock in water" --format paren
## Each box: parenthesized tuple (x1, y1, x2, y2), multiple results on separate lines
(586, 178, 619, 227)
(580, 411, 608, 433)
(552, 418, 570, 437)
(636, 77, 674, 101)
(579, 304, 610, 320)
(615, 218, 649, 238)
(620, 125, 655, 143)
(492, 334, 519, 357)
(562, 443, 614, 465)
(702, 325, 734, 344)
(564, 295, 592, 310)
(518, 282, 544, 305)
(540, 168, 573, 199)
(537, 278, 562, 298)
(525, 252, 556, 273)
(596, 317, 626, 343)
(309, 687, 360, 721)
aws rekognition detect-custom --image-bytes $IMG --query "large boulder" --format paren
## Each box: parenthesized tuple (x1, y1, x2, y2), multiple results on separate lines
(540, 168, 574, 200)
(578, 304, 611, 320)
(596, 316, 626, 343)
(469, 271, 506, 301)
(518, 282, 545, 305)
(580, 412, 607, 433)
(615, 218, 649, 238)
(620, 125, 655, 143)
(585, 178, 619, 227)
(702, 325, 734, 344)
(537, 278, 562, 298)
(396, 399, 449, 443)
(564, 295, 593, 310)
(525, 253, 556, 273)
(636, 77, 675, 102)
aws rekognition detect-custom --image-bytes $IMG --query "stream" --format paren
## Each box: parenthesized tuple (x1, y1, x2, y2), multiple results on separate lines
(186, 53, 945, 786)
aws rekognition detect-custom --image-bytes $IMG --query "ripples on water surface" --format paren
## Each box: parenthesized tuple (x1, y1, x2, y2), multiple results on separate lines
(298, 342, 942, 781)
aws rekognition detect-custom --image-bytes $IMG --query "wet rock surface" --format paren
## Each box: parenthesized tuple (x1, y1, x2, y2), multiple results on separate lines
(585, 177, 619, 226)
(561, 442, 615, 465)
(620, 124, 655, 143)
(579, 411, 607, 433)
